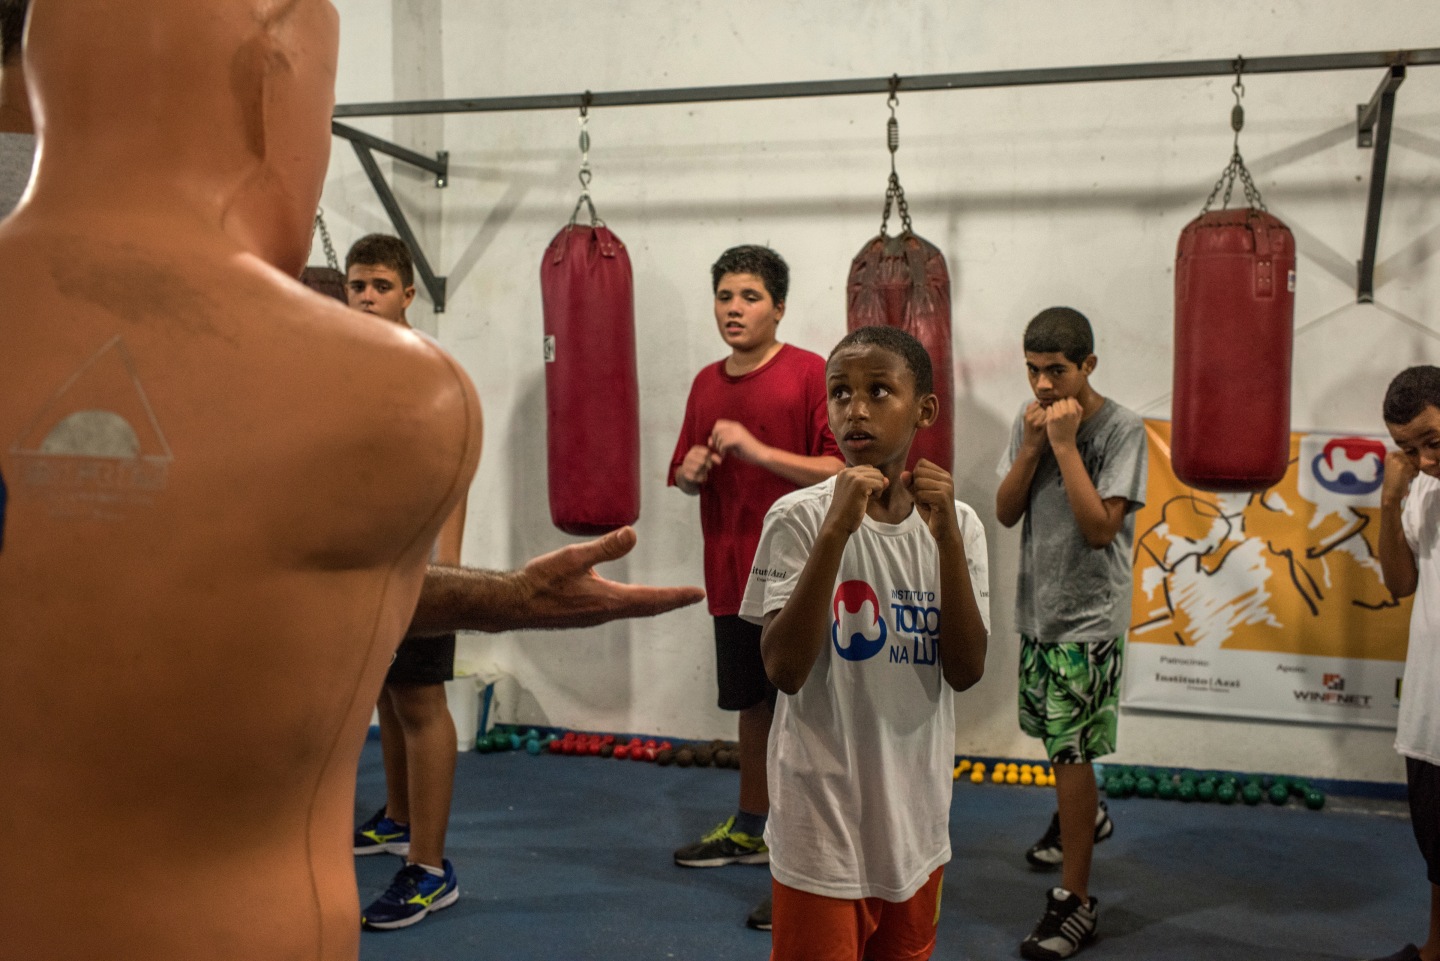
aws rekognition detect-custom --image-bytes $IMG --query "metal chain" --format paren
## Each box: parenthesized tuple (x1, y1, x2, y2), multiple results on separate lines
(569, 91, 603, 226)
(880, 75, 913, 236)
(577, 92, 592, 195)
(1201, 57, 1267, 214)
(313, 209, 339, 269)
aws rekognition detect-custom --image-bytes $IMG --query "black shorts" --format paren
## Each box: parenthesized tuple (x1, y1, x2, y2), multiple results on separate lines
(714, 615, 777, 712)
(1407, 757, 1440, 885)
(386, 633, 456, 686)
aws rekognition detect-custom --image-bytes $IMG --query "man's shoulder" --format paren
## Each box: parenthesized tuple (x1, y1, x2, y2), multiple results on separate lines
(208, 264, 479, 482)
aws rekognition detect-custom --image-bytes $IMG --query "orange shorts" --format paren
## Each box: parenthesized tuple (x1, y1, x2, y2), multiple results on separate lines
(769, 866, 944, 961)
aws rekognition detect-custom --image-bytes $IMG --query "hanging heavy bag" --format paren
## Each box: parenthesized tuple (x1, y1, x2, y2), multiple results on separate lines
(1172, 73, 1295, 492)
(540, 176, 640, 535)
(846, 89, 953, 472)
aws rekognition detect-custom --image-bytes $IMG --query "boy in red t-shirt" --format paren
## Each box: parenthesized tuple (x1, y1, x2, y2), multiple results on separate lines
(668, 245, 843, 930)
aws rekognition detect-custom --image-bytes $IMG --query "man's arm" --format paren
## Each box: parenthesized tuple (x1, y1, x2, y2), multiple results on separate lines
(1380, 450, 1419, 599)
(710, 419, 843, 488)
(405, 527, 704, 636)
(996, 402, 1048, 528)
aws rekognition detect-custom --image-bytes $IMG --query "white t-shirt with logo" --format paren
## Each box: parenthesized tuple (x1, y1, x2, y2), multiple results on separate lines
(1399, 472, 1440, 763)
(740, 475, 990, 902)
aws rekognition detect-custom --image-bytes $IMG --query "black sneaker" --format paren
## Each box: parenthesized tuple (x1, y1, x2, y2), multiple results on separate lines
(673, 816, 769, 868)
(745, 896, 772, 931)
(1024, 801, 1113, 869)
(743, 893, 777, 933)
(361, 860, 459, 930)
(1020, 887, 1098, 960)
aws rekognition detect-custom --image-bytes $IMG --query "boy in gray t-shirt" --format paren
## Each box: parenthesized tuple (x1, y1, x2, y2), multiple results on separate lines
(995, 306, 1146, 961)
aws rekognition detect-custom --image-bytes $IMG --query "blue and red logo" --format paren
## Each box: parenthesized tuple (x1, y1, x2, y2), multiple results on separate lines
(831, 580, 888, 662)
(1311, 437, 1387, 496)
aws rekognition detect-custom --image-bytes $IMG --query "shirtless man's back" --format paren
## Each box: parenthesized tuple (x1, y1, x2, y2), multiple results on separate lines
(0, 2, 481, 959)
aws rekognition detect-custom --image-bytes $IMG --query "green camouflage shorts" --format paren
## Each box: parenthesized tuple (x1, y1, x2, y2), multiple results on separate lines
(1018, 635, 1125, 764)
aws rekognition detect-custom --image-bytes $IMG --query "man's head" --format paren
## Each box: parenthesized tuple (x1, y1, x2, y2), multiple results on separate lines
(710, 246, 788, 357)
(1384, 366, 1440, 476)
(1023, 306, 1096, 407)
(345, 233, 415, 324)
(1, 0, 27, 64)
(825, 326, 937, 469)
(24, 0, 339, 274)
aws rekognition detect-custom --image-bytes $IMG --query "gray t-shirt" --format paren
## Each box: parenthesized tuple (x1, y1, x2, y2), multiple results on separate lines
(997, 397, 1147, 641)
(0, 131, 34, 215)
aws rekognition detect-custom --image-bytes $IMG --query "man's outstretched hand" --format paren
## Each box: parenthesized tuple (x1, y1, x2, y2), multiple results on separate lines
(407, 527, 705, 637)
(510, 526, 706, 630)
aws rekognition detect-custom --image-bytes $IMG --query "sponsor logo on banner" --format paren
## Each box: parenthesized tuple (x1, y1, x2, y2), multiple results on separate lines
(1299, 435, 1388, 505)
(1151, 655, 1240, 693)
(1293, 676, 1372, 709)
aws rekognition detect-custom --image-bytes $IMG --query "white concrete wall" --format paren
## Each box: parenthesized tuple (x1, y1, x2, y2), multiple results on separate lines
(317, 1, 1440, 782)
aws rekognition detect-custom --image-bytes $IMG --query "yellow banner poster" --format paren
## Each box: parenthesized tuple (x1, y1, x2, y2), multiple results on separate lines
(1122, 419, 1410, 727)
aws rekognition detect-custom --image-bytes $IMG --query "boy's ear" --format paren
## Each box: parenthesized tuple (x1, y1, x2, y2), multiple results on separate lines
(915, 392, 939, 430)
(1082, 354, 1098, 376)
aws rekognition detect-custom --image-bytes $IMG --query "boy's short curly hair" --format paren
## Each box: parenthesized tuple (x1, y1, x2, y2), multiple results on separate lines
(829, 325, 934, 397)
(711, 245, 788, 306)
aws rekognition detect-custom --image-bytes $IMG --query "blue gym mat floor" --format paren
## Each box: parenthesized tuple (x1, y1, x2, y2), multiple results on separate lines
(353, 739, 1421, 961)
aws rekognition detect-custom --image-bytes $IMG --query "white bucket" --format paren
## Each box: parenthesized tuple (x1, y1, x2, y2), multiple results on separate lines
(444, 675, 480, 752)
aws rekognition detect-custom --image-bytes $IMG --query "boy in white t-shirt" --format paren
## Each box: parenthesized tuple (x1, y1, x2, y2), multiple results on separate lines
(1374, 366, 1440, 961)
(740, 326, 990, 961)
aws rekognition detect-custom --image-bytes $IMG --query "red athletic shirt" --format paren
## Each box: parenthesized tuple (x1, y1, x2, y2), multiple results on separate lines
(669, 344, 840, 615)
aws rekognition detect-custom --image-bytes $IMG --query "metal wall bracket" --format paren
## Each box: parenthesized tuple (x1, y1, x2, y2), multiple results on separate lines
(330, 121, 450, 312)
(1355, 64, 1406, 303)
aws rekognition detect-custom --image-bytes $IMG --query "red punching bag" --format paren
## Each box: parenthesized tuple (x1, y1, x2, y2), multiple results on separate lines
(1172, 105, 1295, 492)
(848, 232, 953, 472)
(847, 171, 953, 472)
(301, 210, 347, 303)
(540, 195, 640, 535)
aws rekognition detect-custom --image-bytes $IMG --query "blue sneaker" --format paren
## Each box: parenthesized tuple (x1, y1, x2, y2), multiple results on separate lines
(353, 808, 410, 857)
(362, 861, 459, 930)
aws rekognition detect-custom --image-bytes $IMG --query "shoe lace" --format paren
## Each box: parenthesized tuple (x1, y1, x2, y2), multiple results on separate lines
(700, 817, 735, 843)
(381, 864, 429, 901)
(1032, 896, 1070, 939)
